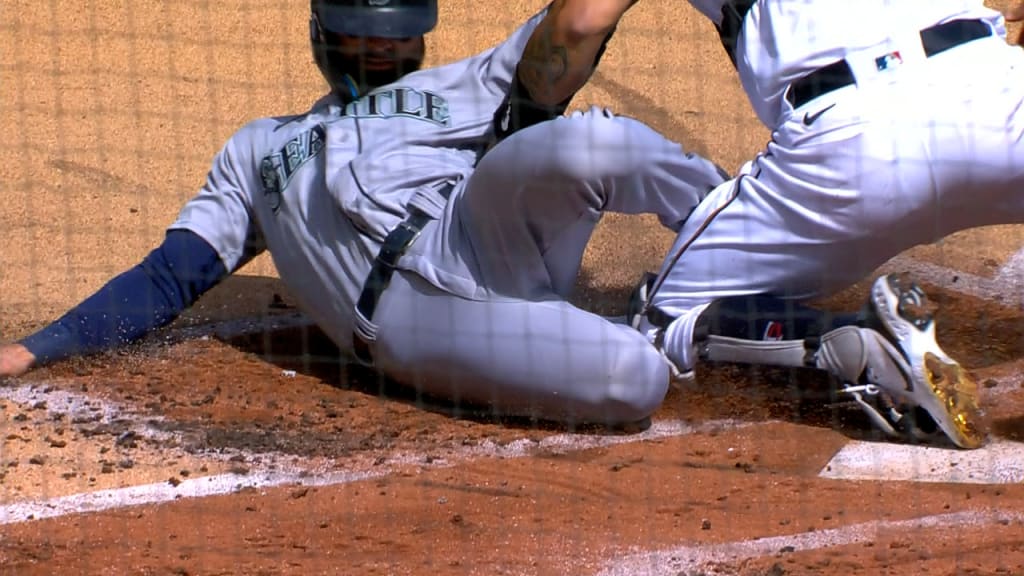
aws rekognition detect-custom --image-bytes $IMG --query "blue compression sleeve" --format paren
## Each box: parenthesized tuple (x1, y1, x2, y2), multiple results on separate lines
(20, 229, 228, 365)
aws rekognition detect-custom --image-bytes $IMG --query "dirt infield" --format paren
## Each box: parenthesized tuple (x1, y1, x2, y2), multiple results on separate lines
(4, 1, 1024, 575)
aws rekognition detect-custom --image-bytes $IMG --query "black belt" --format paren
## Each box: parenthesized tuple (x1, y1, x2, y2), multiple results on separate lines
(786, 19, 992, 109)
(352, 183, 454, 365)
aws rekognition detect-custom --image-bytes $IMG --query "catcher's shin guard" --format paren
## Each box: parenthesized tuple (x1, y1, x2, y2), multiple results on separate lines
(701, 322, 957, 444)
(812, 325, 941, 442)
(628, 270, 985, 447)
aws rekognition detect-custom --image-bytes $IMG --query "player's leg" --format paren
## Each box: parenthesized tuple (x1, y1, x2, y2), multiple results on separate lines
(635, 41, 1019, 447)
(934, 38, 1024, 225)
(635, 154, 994, 446)
(369, 270, 671, 425)
(649, 36, 1024, 373)
(634, 272, 984, 447)
(459, 106, 726, 299)
(371, 108, 721, 424)
(633, 267, 859, 379)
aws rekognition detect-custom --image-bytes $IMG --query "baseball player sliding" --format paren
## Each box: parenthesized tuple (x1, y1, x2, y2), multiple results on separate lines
(522, 0, 1024, 448)
(0, 1, 730, 427)
(0, 0, 1009, 450)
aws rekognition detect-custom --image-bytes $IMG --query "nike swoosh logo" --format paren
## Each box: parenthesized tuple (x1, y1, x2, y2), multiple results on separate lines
(802, 103, 836, 126)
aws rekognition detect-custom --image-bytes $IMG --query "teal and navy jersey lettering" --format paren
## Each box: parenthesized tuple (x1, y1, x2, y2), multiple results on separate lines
(170, 10, 546, 353)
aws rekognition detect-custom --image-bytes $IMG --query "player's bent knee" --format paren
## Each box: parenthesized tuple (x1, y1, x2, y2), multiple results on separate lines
(553, 110, 672, 180)
(555, 108, 640, 151)
(594, 346, 670, 425)
(482, 107, 667, 189)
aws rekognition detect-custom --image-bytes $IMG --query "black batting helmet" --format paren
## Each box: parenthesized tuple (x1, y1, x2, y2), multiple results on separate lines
(312, 0, 438, 39)
(310, 0, 438, 101)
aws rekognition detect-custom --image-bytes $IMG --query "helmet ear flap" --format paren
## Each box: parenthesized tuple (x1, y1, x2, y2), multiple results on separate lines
(310, 12, 323, 43)
(309, 10, 360, 103)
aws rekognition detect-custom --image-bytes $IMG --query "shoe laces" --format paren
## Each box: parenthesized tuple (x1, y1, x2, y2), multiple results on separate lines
(895, 284, 936, 331)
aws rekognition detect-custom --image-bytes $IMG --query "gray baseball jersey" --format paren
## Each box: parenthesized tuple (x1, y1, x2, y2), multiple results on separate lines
(171, 13, 545, 351)
(169, 8, 730, 424)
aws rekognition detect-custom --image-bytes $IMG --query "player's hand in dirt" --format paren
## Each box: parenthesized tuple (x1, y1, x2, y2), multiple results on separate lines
(0, 343, 36, 379)
(1005, 1, 1024, 45)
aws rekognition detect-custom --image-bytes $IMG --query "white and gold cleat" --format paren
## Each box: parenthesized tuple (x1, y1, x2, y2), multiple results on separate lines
(861, 273, 986, 449)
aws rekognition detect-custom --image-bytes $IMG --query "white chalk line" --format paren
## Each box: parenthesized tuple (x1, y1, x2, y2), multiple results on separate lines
(0, 380, 267, 468)
(2, 248, 1021, 526)
(0, 380, 742, 526)
(0, 382, 180, 443)
(597, 249, 1024, 575)
(0, 468, 386, 525)
(1, 245, 1021, 540)
(597, 509, 1024, 576)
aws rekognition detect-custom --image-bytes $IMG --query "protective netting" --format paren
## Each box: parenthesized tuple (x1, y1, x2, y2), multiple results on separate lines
(2, 1, 1023, 574)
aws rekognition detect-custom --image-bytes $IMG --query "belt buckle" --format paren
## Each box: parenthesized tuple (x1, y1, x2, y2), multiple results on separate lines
(377, 219, 423, 268)
(392, 219, 423, 250)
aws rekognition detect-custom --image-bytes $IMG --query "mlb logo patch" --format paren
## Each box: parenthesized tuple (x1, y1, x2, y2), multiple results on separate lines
(875, 51, 903, 71)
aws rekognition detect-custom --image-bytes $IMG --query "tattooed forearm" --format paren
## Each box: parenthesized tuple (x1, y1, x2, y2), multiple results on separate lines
(518, 22, 569, 101)
(517, 0, 636, 105)
(491, 0, 636, 141)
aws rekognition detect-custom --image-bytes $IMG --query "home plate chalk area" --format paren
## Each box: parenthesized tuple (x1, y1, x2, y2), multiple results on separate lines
(820, 439, 1024, 484)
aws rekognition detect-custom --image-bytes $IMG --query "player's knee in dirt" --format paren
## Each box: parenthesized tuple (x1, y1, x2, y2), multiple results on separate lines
(595, 350, 670, 425)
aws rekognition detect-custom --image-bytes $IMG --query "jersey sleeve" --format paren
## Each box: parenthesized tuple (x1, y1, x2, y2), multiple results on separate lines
(20, 229, 228, 365)
(472, 8, 549, 102)
(169, 126, 267, 273)
(489, 7, 618, 142)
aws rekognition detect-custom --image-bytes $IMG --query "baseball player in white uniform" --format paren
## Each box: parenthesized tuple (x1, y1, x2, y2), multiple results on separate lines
(644, 0, 1024, 450)
(513, 0, 1024, 448)
(0, 1, 728, 427)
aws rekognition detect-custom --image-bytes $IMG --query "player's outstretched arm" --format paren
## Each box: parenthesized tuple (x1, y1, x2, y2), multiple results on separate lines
(1, 229, 228, 378)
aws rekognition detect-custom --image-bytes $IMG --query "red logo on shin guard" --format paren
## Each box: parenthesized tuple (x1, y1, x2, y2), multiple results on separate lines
(763, 321, 784, 341)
